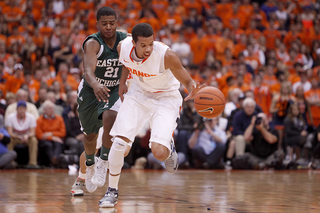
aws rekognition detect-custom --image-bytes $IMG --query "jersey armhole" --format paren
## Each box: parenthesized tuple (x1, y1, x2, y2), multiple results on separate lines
(82, 38, 103, 59)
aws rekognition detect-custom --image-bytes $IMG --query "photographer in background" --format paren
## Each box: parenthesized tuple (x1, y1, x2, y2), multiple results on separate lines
(188, 117, 227, 169)
(232, 113, 285, 170)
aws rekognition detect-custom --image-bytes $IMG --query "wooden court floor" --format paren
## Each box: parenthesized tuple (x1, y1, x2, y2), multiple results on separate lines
(0, 169, 320, 213)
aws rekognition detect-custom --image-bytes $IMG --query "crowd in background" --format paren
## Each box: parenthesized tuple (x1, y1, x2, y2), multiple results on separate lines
(0, 0, 320, 170)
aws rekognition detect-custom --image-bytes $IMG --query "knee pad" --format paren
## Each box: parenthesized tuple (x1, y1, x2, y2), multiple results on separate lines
(112, 137, 128, 152)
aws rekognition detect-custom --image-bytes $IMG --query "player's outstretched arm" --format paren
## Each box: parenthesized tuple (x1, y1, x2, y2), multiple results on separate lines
(164, 49, 205, 101)
(83, 39, 110, 102)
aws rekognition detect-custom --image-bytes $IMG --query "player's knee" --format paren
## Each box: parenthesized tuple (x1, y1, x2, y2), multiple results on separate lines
(124, 142, 132, 157)
(84, 133, 98, 144)
(151, 144, 169, 161)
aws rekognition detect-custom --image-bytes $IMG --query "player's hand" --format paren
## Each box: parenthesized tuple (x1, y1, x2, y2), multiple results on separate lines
(118, 83, 128, 102)
(92, 83, 110, 102)
(184, 82, 205, 101)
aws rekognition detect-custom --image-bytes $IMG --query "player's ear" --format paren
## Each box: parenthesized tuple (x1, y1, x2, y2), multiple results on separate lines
(132, 39, 136, 47)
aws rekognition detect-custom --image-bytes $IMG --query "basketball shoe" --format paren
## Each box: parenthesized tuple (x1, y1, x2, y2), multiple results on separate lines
(99, 187, 119, 208)
(92, 158, 109, 187)
(164, 138, 179, 174)
(71, 177, 85, 196)
(85, 161, 97, 193)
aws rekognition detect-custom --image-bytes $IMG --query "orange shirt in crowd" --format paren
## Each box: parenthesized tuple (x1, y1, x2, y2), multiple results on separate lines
(305, 88, 320, 126)
(263, 29, 281, 50)
(59, 7, 76, 24)
(182, 0, 202, 14)
(263, 75, 278, 87)
(190, 36, 209, 64)
(2, 5, 23, 29)
(245, 29, 262, 39)
(6, 35, 25, 47)
(214, 37, 234, 61)
(70, 0, 88, 11)
(36, 115, 66, 141)
(160, 13, 183, 28)
(139, 17, 161, 32)
(245, 55, 260, 72)
(252, 85, 272, 115)
(0, 35, 6, 44)
(233, 43, 246, 58)
(5, 75, 25, 94)
(216, 3, 233, 21)
(229, 83, 251, 93)
(283, 31, 303, 49)
(204, 34, 219, 51)
(270, 82, 281, 94)
(39, 26, 53, 38)
(27, 79, 41, 102)
(288, 73, 301, 84)
(152, 0, 169, 18)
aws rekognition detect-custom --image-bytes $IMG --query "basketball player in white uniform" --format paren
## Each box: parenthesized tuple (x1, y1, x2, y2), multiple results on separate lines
(98, 23, 204, 208)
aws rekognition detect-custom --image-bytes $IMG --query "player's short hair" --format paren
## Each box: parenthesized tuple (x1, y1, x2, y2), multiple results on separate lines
(96, 6, 117, 21)
(132, 23, 154, 42)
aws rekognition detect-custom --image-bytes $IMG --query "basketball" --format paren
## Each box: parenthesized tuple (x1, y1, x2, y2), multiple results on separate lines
(194, 86, 226, 118)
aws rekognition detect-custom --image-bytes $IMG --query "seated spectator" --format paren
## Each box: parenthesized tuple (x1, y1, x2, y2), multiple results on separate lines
(188, 117, 227, 169)
(232, 113, 284, 170)
(284, 103, 308, 162)
(5, 89, 39, 123)
(5, 63, 25, 94)
(38, 90, 64, 116)
(6, 101, 38, 168)
(232, 98, 257, 156)
(35, 88, 47, 109)
(309, 123, 320, 169)
(224, 88, 243, 118)
(0, 114, 16, 169)
(36, 100, 66, 167)
(65, 103, 84, 156)
(175, 99, 201, 167)
(62, 90, 78, 122)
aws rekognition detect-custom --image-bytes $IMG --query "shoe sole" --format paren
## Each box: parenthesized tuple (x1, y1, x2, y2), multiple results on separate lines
(71, 191, 84, 196)
(99, 201, 117, 208)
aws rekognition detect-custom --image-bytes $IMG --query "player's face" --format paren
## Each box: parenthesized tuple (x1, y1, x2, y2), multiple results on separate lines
(97, 15, 117, 39)
(133, 35, 154, 59)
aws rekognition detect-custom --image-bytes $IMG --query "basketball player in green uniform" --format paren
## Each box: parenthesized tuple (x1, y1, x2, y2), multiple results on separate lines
(71, 7, 130, 196)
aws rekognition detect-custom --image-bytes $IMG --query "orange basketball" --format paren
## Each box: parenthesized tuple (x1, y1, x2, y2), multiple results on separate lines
(194, 86, 226, 118)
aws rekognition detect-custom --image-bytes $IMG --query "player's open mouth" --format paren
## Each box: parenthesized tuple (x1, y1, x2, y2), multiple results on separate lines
(144, 53, 150, 57)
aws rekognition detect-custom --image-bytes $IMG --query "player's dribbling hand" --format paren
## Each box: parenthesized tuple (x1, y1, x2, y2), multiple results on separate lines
(184, 82, 205, 101)
(118, 83, 128, 102)
(93, 83, 110, 102)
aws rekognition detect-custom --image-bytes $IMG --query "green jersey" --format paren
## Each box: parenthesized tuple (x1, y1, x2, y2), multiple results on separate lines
(82, 31, 127, 91)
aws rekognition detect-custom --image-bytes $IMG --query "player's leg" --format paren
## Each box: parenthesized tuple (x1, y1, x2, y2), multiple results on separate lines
(91, 110, 117, 187)
(99, 90, 150, 208)
(149, 91, 182, 174)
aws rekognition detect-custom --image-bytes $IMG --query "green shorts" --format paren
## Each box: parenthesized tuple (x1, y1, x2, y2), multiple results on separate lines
(77, 81, 120, 135)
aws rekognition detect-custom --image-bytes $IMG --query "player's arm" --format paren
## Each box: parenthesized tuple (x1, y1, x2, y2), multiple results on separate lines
(164, 49, 204, 100)
(83, 39, 110, 102)
(117, 42, 129, 102)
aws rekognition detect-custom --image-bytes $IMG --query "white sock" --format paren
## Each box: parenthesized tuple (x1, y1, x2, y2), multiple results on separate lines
(78, 171, 86, 180)
(108, 137, 127, 189)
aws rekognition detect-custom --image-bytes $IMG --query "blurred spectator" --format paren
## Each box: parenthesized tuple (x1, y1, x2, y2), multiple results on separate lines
(292, 69, 311, 94)
(5, 63, 24, 94)
(36, 100, 66, 167)
(35, 88, 47, 109)
(176, 99, 200, 167)
(295, 85, 313, 128)
(0, 114, 16, 169)
(171, 34, 191, 66)
(188, 117, 227, 169)
(38, 90, 64, 116)
(232, 113, 284, 170)
(232, 98, 257, 156)
(6, 100, 38, 168)
(270, 81, 296, 149)
(52, 34, 73, 70)
(62, 90, 78, 122)
(305, 78, 320, 127)
(224, 88, 243, 118)
(65, 103, 84, 156)
(24, 71, 40, 103)
(309, 123, 320, 169)
(284, 103, 308, 162)
(5, 89, 39, 123)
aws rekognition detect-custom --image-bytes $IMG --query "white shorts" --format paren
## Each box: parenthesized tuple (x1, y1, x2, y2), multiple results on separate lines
(110, 83, 183, 150)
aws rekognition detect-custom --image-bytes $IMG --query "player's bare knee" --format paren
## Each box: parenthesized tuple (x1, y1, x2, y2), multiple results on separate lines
(151, 145, 169, 161)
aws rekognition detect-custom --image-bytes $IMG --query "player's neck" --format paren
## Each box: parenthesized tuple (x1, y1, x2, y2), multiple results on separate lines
(132, 48, 144, 62)
(101, 33, 117, 49)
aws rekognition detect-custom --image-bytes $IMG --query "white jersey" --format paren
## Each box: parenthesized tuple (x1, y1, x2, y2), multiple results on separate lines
(119, 37, 180, 93)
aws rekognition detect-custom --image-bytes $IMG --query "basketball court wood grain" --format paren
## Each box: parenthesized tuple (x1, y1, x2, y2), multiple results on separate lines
(1, 169, 320, 213)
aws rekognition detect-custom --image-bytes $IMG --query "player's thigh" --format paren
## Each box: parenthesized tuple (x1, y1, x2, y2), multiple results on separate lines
(77, 87, 102, 135)
(149, 91, 182, 150)
(110, 95, 151, 142)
